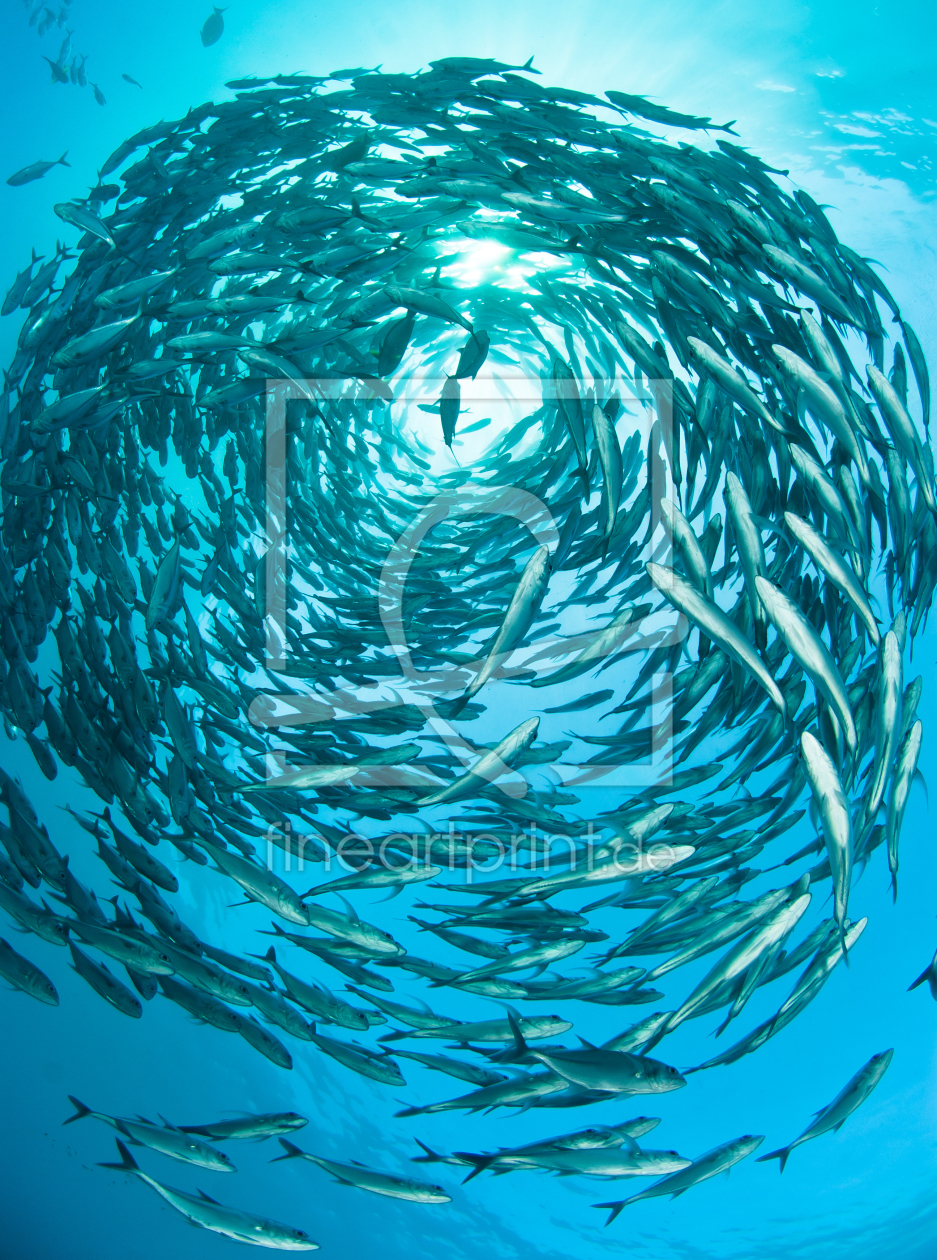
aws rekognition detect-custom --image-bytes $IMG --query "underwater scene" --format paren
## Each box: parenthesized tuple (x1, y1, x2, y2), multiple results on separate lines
(1, 2, 936, 1257)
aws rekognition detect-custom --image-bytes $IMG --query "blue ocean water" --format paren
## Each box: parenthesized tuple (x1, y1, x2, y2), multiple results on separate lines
(1, 3, 936, 1259)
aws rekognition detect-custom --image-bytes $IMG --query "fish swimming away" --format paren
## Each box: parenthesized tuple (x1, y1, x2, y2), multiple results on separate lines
(200, 7, 227, 46)
(595, 1134, 765, 1222)
(0, 60, 928, 1236)
(756, 1050, 893, 1172)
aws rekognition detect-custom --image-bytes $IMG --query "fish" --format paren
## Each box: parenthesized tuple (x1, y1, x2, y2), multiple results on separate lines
(272, 1138, 451, 1202)
(418, 718, 540, 806)
(200, 6, 226, 47)
(178, 1113, 308, 1141)
(886, 719, 922, 898)
(800, 732, 853, 940)
(384, 1046, 506, 1087)
(64, 1097, 235, 1171)
(200, 843, 308, 926)
(595, 1135, 764, 1222)
(647, 564, 785, 713)
(99, 1140, 317, 1248)
(508, 1014, 686, 1095)
(759, 580, 855, 752)
(396, 1071, 569, 1116)
(69, 941, 143, 1018)
(121, 74, 143, 87)
(756, 1050, 893, 1171)
(6, 153, 70, 186)
(459, 1143, 688, 1180)
(0, 936, 58, 1004)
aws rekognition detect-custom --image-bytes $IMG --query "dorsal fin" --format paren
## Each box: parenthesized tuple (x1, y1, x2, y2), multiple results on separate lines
(197, 1189, 220, 1204)
(336, 893, 358, 921)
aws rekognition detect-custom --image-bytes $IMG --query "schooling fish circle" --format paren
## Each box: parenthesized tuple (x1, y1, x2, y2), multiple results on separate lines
(0, 59, 929, 1223)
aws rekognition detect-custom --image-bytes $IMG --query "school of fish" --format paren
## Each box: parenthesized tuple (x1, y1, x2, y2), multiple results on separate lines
(1, 58, 929, 1244)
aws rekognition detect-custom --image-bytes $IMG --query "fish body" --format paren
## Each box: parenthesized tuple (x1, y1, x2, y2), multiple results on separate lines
(179, 1113, 308, 1141)
(757, 1051, 893, 1171)
(0, 936, 58, 1003)
(65, 1097, 234, 1170)
(596, 1135, 764, 1221)
(273, 1139, 450, 1202)
(201, 6, 227, 46)
(801, 732, 853, 937)
(100, 1140, 316, 1248)
(7, 153, 70, 186)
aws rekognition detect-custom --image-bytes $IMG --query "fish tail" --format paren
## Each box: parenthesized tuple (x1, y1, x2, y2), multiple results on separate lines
(63, 1095, 92, 1125)
(394, 1102, 425, 1118)
(445, 691, 470, 718)
(270, 1138, 302, 1162)
(411, 1138, 445, 1163)
(98, 1138, 139, 1172)
(755, 1145, 792, 1173)
(594, 1200, 627, 1225)
(456, 1153, 494, 1183)
(58, 151, 70, 167)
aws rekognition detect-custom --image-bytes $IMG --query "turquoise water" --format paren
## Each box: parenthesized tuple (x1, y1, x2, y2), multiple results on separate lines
(1, 3, 937, 1258)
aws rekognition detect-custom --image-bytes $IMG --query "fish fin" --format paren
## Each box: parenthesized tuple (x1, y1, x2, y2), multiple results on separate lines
(501, 1011, 529, 1064)
(336, 893, 358, 921)
(755, 1146, 792, 1173)
(197, 1190, 220, 1204)
(411, 1138, 443, 1163)
(377, 885, 404, 902)
(914, 769, 928, 807)
(63, 1095, 92, 1125)
(908, 964, 934, 991)
(270, 1138, 303, 1162)
(577, 1036, 598, 1050)
(98, 1138, 138, 1172)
